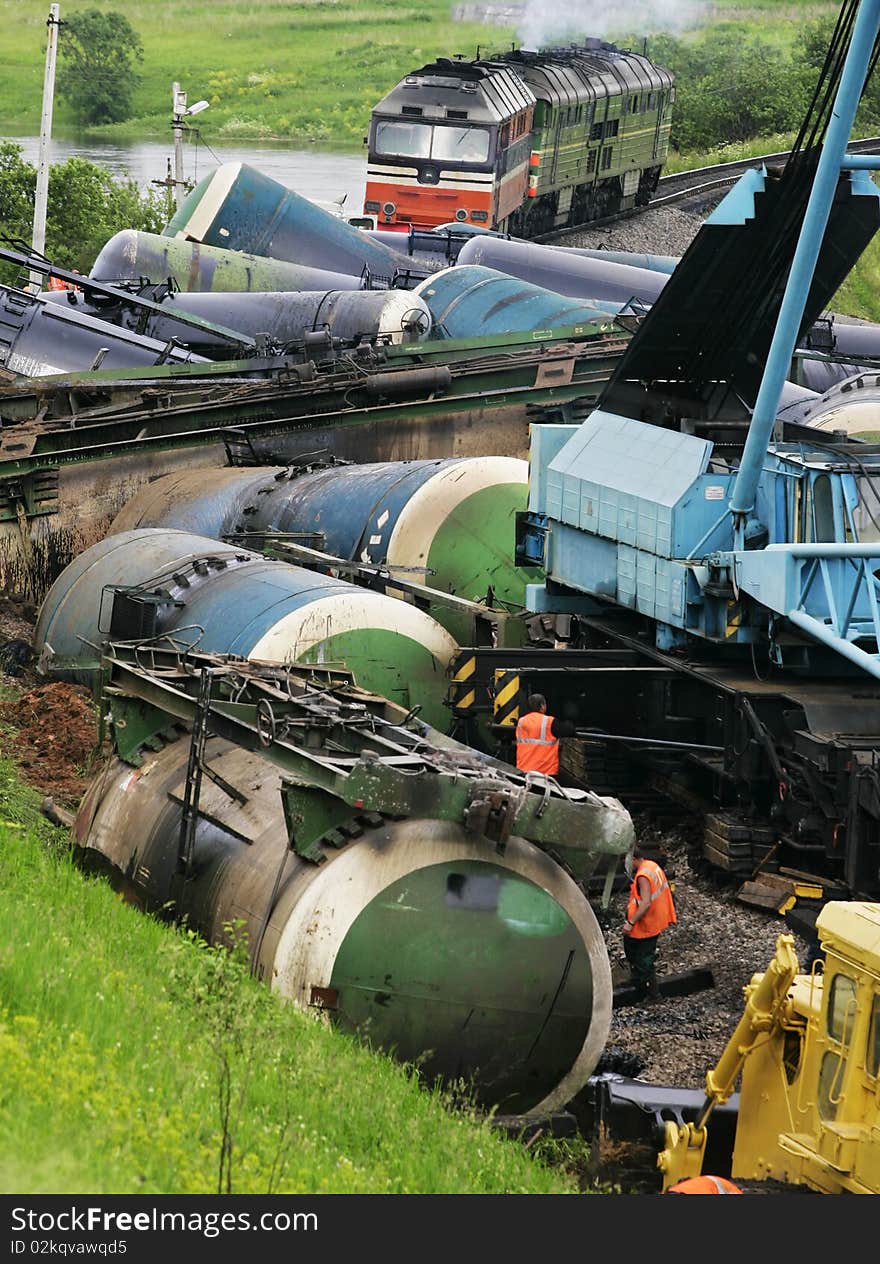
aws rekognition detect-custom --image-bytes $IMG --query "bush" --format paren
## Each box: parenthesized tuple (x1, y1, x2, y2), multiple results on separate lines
(797, 16, 880, 129)
(0, 144, 167, 280)
(56, 9, 144, 126)
(640, 29, 811, 152)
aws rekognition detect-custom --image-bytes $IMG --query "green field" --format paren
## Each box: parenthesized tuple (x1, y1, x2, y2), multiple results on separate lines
(0, 1, 518, 145)
(0, 751, 584, 1194)
(0, 1, 843, 145)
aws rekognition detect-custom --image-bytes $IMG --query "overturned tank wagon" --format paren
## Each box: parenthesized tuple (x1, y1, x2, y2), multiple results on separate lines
(789, 369, 880, 435)
(164, 163, 418, 281)
(558, 247, 679, 274)
(75, 645, 634, 1113)
(791, 316, 880, 393)
(108, 456, 536, 644)
(0, 283, 210, 378)
(0, 315, 629, 601)
(90, 229, 363, 294)
(414, 265, 617, 338)
(456, 236, 669, 307)
(45, 286, 433, 355)
(35, 528, 458, 732)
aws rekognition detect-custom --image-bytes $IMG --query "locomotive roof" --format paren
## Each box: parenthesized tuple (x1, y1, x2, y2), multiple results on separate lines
(371, 58, 535, 126)
(372, 44, 673, 124)
(501, 45, 674, 109)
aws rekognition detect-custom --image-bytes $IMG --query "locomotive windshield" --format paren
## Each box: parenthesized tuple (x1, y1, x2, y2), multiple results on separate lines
(375, 119, 492, 163)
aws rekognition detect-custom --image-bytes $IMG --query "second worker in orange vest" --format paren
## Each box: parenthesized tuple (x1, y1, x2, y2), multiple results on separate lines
(622, 843, 677, 1002)
(515, 694, 575, 777)
(667, 1175, 742, 1194)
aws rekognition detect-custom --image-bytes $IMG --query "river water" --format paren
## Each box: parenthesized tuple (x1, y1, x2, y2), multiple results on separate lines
(1, 135, 368, 214)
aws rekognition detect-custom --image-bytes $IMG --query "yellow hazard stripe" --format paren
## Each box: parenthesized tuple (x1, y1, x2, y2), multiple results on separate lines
(494, 675, 519, 712)
(454, 689, 476, 711)
(726, 601, 741, 639)
(493, 671, 520, 727)
(452, 655, 476, 682)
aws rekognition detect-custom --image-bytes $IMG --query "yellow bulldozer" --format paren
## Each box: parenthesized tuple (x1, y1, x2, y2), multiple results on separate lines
(658, 902, 880, 1193)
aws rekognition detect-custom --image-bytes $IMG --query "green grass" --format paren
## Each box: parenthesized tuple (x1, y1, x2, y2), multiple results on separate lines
(0, 1, 845, 145)
(0, 757, 580, 1194)
(833, 233, 880, 321)
(662, 131, 802, 172)
(0, 1, 518, 146)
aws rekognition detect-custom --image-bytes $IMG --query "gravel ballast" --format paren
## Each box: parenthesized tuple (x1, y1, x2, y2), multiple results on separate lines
(602, 821, 811, 1091)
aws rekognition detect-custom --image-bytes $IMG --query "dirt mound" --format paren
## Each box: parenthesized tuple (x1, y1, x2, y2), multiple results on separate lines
(0, 595, 38, 687)
(0, 680, 101, 808)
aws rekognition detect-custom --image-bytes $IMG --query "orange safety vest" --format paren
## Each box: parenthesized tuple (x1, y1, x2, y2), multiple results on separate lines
(627, 858, 677, 939)
(667, 1175, 742, 1194)
(515, 710, 559, 776)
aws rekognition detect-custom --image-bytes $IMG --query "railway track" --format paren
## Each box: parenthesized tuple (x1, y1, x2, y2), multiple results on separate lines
(539, 134, 880, 244)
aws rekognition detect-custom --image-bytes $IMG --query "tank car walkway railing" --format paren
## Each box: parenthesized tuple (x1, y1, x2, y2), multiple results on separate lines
(100, 640, 633, 881)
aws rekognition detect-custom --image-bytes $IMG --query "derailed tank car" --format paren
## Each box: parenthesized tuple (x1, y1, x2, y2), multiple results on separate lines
(76, 733, 614, 1113)
(35, 528, 458, 733)
(108, 457, 538, 646)
(363, 40, 674, 236)
(71, 640, 633, 1114)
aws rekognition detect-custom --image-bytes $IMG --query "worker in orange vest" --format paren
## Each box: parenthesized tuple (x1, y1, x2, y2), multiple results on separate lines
(622, 842, 677, 1001)
(515, 693, 574, 777)
(667, 1175, 742, 1194)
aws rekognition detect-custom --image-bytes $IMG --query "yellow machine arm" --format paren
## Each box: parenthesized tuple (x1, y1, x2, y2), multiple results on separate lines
(657, 934, 800, 1190)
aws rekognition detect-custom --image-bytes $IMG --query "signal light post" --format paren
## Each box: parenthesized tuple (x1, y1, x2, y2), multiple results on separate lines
(170, 82, 209, 210)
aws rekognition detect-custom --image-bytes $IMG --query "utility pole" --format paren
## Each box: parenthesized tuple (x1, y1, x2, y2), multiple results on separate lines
(172, 81, 186, 209)
(171, 82, 209, 210)
(150, 157, 177, 220)
(30, 3, 61, 292)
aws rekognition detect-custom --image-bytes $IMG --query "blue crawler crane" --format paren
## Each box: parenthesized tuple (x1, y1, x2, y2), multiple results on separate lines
(455, 0, 880, 900)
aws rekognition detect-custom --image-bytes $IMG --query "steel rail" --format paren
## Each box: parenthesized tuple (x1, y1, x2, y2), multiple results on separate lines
(538, 134, 880, 244)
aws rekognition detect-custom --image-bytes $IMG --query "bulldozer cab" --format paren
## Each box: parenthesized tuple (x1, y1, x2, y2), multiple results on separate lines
(659, 902, 880, 1193)
(738, 902, 880, 1193)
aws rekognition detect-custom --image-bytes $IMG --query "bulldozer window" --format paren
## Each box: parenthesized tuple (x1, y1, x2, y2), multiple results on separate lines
(827, 972, 857, 1041)
(818, 973, 858, 1119)
(818, 1050, 845, 1119)
(868, 992, 880, 1079)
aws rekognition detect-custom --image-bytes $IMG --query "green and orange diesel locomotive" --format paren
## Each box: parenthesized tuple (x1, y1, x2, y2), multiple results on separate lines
(363, 39, 674, 237)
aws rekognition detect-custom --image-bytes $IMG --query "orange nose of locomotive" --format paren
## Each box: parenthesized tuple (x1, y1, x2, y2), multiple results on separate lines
(363, 178, 493, 232)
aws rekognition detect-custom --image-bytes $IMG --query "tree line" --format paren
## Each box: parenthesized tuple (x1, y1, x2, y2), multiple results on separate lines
(639, 18, 880, 152)
(50, 10, 880, 149)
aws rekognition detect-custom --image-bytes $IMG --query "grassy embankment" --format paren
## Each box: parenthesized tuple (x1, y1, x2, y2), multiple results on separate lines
(0, 735, 580, 1194)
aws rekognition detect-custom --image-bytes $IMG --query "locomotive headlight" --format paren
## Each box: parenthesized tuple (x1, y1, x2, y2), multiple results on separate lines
(455, 208, 468, 221)
(383, 201, 397, 216)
